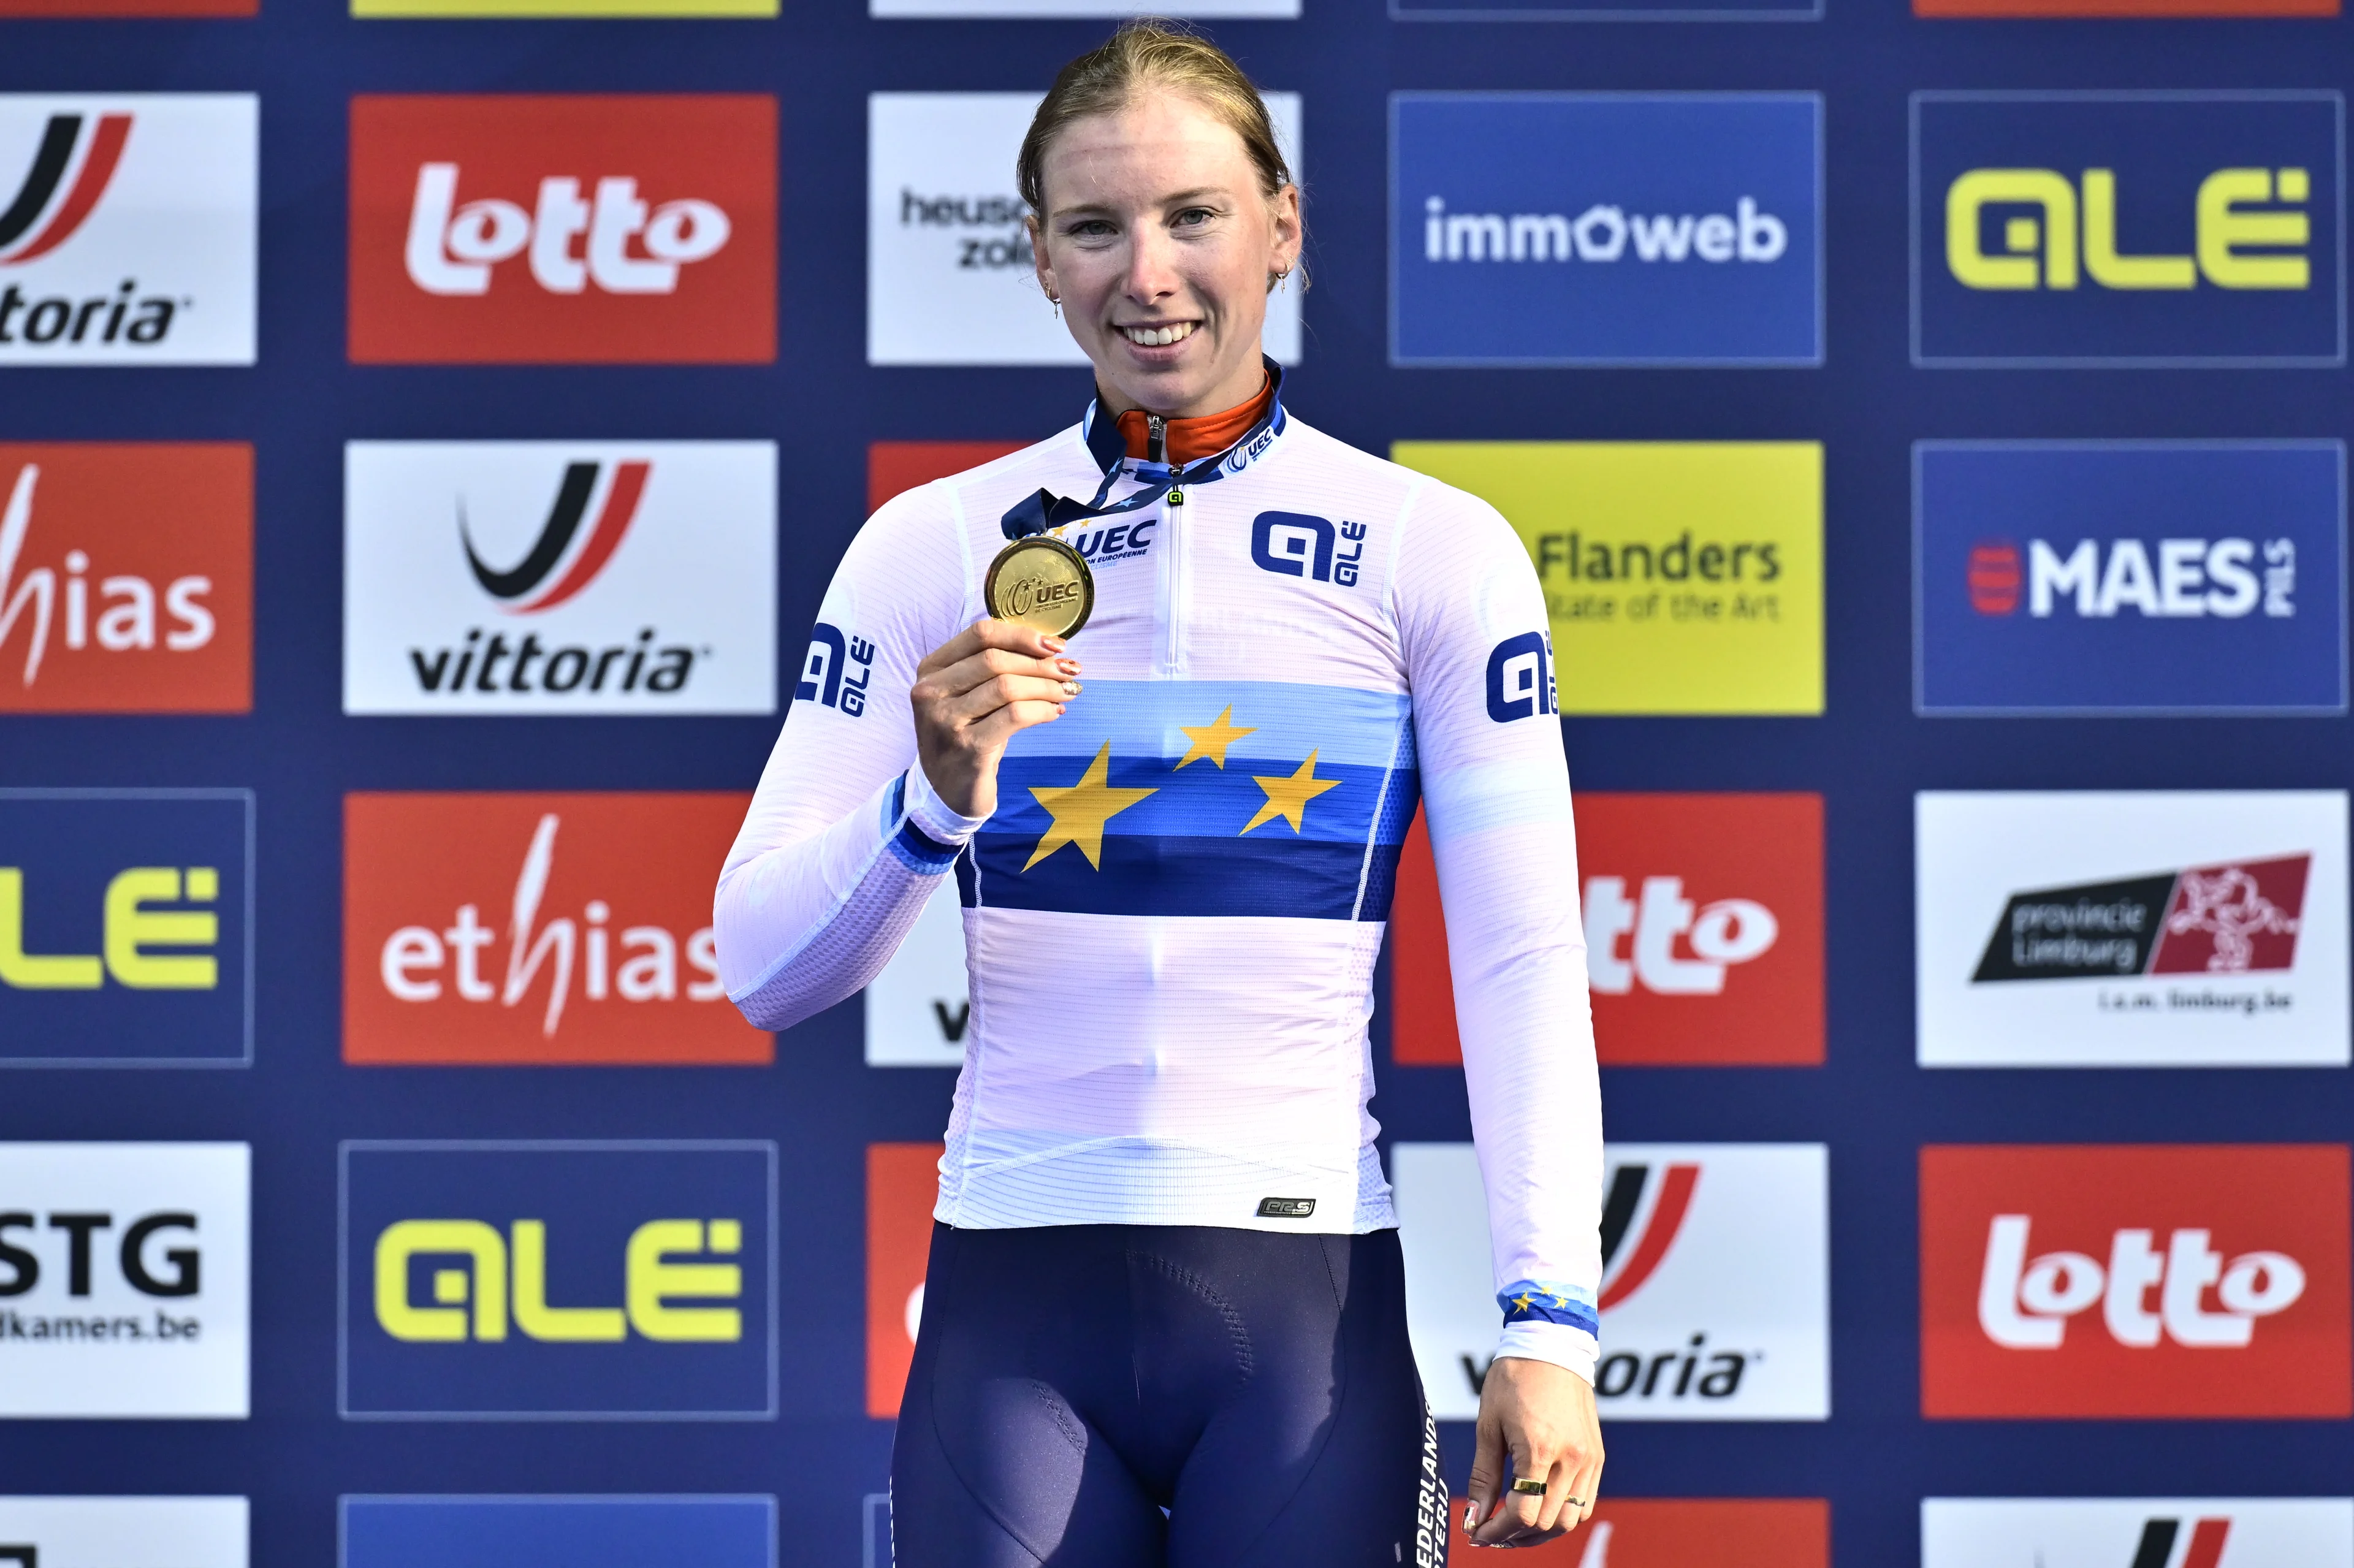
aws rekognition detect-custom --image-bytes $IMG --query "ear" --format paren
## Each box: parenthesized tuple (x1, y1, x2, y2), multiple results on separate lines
(1027, 214, 1056, 302)
(1268, 184, 1303, 273)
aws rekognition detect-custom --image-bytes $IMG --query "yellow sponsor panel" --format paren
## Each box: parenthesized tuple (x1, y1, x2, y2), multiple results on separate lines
(356, 0, 774, 15)
(1393, 441, 1823, 715)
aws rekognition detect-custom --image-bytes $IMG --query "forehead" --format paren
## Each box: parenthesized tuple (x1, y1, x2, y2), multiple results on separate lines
(1040, 90, 1256, 210)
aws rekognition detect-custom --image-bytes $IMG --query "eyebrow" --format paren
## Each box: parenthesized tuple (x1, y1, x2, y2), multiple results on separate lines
(1051, 186, 1236, 220)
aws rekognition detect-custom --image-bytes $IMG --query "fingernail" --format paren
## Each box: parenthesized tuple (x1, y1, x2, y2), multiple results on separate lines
(1061, 681, 1081, 695)
(1057, 659, 1080, 675)
(1043, 636, 1067, 652)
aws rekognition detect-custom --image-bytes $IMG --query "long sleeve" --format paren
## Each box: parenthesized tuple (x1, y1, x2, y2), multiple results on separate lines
(715, 484, 986, 1032)
(1393, 480, 1604, 1384)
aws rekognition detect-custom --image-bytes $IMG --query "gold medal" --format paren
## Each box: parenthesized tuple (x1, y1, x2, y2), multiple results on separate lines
(985, 534, 1094, 639)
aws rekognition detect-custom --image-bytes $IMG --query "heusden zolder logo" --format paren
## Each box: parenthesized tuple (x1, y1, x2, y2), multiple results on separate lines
(1390, 94, 1821, 367)
(1395, 1142, 1829, 1421)
(1913, 92, 2345, 367)
(1916, 791, 2349, 1067)
(344, 442, 775, 716)
(0, 790, 252, 1068)
(0, 1499, 246, 1568)
(340, 1141, 775, 1420)
(348, 96, 775, 365)
(1916, 441, 2345, 715)
(0, 446, 251, 715)
(0, 1142, 249, 1418)
(1921, 1144, 2351, 1419)
(1392, 792, 1823, 1067)
(345, 793, 768, 1066)
(0, 96, 255, 364)
(1442, 1500, 1829, 1568)
(1394, 443, 1822, 715)
(1924, 1498, 2354, 1568)
(340, 1498, 772, 1568)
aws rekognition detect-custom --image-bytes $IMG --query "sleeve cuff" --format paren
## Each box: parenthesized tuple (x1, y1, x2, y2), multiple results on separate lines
(901, 766, 989, 850)
(1493, 1320, 1598, 1387)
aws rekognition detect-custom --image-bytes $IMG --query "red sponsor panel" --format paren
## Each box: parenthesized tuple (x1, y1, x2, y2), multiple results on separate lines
(1919, 0, 2329, 14)
(868, 441, 1024, 514)
(1921, 1144, 2351, 1418)
(867, 1141, 942, 1417)
(1447, 1499, 1829, 1566)
(0, 443, 250, 713)
(1392, 793, 1823, 1066)
(0, 0, 252, 12)
(349, 96, 776, 365)
(344, 792, 771, 1065)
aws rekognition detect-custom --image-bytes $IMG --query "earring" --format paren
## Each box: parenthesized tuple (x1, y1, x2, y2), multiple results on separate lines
(1048, 290, 1061, 318)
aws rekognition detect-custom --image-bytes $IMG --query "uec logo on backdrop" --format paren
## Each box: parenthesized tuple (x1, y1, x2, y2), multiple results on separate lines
(1390, 93, 1823, 366)
(1913, 93, 2345, 365)
(340, 1141, 775, 1419)
(1914, 442, 2345, 715)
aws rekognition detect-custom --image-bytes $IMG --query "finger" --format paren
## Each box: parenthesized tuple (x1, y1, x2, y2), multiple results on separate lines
(945, 672, 1081, 725)
(960, 700, 1067, 751)
(1463, 1409, 1507, 1540)
(931, 647, 1080, 702)
(918, 618, 1067, 677)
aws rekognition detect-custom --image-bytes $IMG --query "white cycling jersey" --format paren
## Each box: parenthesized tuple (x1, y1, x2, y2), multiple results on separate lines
(715, 375, 1604, 1377)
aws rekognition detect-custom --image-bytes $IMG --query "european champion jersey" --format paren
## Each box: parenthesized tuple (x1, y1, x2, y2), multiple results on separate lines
(715, 386, 1604, 1377)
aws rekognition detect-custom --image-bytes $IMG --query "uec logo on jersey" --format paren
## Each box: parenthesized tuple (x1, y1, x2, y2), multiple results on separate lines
(1485, 631, 1556, 721)
(1913, 93, 2345, 365)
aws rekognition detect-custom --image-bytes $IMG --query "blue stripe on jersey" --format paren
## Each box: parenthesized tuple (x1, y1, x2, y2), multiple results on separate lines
(967, 680, 1418, 921)
(1497, 1279, 1600, 1336)
(883, 771, 961, 873)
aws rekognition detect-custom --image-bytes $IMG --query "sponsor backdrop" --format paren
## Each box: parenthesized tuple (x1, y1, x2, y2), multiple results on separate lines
(0, 0, 2350, 1565)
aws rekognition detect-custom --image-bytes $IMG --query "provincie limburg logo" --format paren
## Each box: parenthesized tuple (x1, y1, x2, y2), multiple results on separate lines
(1973, 854, 2310, 984)
(345, 442, 775, 716)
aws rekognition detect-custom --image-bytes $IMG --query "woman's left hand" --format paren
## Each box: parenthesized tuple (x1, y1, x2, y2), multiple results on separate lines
(1463, 1355, 1604, 1548)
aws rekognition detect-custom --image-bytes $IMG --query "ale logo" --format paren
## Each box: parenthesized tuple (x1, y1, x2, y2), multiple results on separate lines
(340, 1141, 776, 1419)
(349, 96, 776, 365)
(343, 793, 770, 1065)
(1921, 1144, 2352, 1418)
(1922, 1499, 2354, 1568)
(1913, 93, 2345, 365)
(0, 446, 251, 714)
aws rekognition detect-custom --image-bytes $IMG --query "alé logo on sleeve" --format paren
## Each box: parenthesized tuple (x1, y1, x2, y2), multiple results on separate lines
(0, 446, 249, 714)
(1392, 792, 1823, 1065)
(1922, 1499, 2354, 1568)
(349, 96, 775, 364)
(343, 793, 769, 1065)
(0, 96, 254, 364)
(1441, 1499, 1830, 1568)
(1920, 1144, 2352, 1418)
(340, 1141, 775, 1419)
(1913, 93, 2344, 366)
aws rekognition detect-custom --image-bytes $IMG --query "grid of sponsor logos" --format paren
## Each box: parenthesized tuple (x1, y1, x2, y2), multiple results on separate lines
(0, 0, 2349, 1563)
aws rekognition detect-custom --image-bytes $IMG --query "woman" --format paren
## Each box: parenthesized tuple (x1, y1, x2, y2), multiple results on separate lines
(716, 21, 1603, 1564)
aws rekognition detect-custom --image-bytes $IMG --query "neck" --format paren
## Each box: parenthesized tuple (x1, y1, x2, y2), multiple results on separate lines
(1112, 370, 1273, 465)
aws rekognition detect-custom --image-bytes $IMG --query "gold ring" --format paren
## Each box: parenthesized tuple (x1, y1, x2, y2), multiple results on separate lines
(1564, 1496, 1586, 1507)
(1509, 1477, 1547, 1496)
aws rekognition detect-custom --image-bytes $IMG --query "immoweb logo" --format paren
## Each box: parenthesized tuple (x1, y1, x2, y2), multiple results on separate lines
(1422, 192, 1787, 267)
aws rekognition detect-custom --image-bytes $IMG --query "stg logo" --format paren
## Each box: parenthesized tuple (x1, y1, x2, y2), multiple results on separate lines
(1978, 1212, 2305, 1349)
(405, 164, 729, 297)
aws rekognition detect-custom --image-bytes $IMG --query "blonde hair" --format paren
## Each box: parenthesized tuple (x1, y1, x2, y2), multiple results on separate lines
(1017, 19, 1294, 218)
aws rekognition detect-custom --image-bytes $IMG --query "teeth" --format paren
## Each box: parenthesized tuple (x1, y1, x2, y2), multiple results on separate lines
(1122, 322, 1194, 347)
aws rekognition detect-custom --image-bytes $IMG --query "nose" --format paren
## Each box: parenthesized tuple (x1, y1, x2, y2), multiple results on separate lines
(1122, 223, 1183, 306)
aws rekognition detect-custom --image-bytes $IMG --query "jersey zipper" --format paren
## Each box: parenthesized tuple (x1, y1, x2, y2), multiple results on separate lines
(1160, 483, 1186, 675)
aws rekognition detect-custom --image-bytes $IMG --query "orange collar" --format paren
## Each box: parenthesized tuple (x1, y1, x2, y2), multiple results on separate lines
(1114, 375, 1275, 465)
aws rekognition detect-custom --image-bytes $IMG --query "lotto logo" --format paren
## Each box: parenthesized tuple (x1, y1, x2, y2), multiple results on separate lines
(343, 793, 769, 1065)
(349, 96, 775, 364)
(1922, 1499, 2354, 1568)
(1393, 793, 1822, 1066)
(1920, 1144, 2351, 1418)
(1443, 1499, 1829, 1566)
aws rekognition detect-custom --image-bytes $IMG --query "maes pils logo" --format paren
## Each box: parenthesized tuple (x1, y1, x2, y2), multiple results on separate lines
(0, 1498, 247, 1568)
(345, 793, 768, 1066)
(345, 443, 775, 715)
(1923, 1498, 2354, 1568)
(0, 1142, 249, 1418)
(1921, 1144, 2352, 1419)
(0, 446, 251, 714)
(0, 97, 255, 364)
(340, 1141, 776, 1420)
(1917, 791, 2350, 1067)
(1396, 1142, 1828, 1421)
(349, 96, 775, 364)
(1392, 793, 1824, 1067)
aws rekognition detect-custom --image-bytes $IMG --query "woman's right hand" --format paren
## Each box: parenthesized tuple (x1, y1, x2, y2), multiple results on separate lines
(911, 619, 1081, 819)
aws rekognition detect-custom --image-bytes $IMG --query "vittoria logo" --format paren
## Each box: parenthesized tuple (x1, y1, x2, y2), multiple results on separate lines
(0, 96, 254, 363)
(345, 442, 775, 715)
(1396, 1141, 1827, 1421)
(1921, 1144, 2352, 1418)
(1918, 791, 2350, 1067)
(1922, 1499, 2354, 1568)
(1444, 1499, 1830, 1568)
(0, 446, 250, 714)
(343, 793, 770, 1065)
(1393, 793, 1823, 1065)
(349, 96, 775, 364)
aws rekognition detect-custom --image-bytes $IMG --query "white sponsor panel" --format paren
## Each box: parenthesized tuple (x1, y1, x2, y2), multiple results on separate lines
(0, 1498, 246, 1568)
(0, 1144, 249, 1418)
(1916, 791, 2350, 1067)
(865, 878, 970, 1067)
(1922, 1498, 2354, 1568)
(344, 442, 777, 716)
(872, 0, 1296, 19)
(1395, 1141, 1827, 1421)
(868, 93, 1302, 367)
(0, 96, 256, 365)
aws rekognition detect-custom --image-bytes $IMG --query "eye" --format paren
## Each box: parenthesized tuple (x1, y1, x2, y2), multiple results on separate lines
(1173, 207, 1216, 229)
(1063, 218, 1116, 240)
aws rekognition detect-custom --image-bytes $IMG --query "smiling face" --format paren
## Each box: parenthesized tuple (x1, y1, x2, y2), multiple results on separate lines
(1029, 89, 1301, 421)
